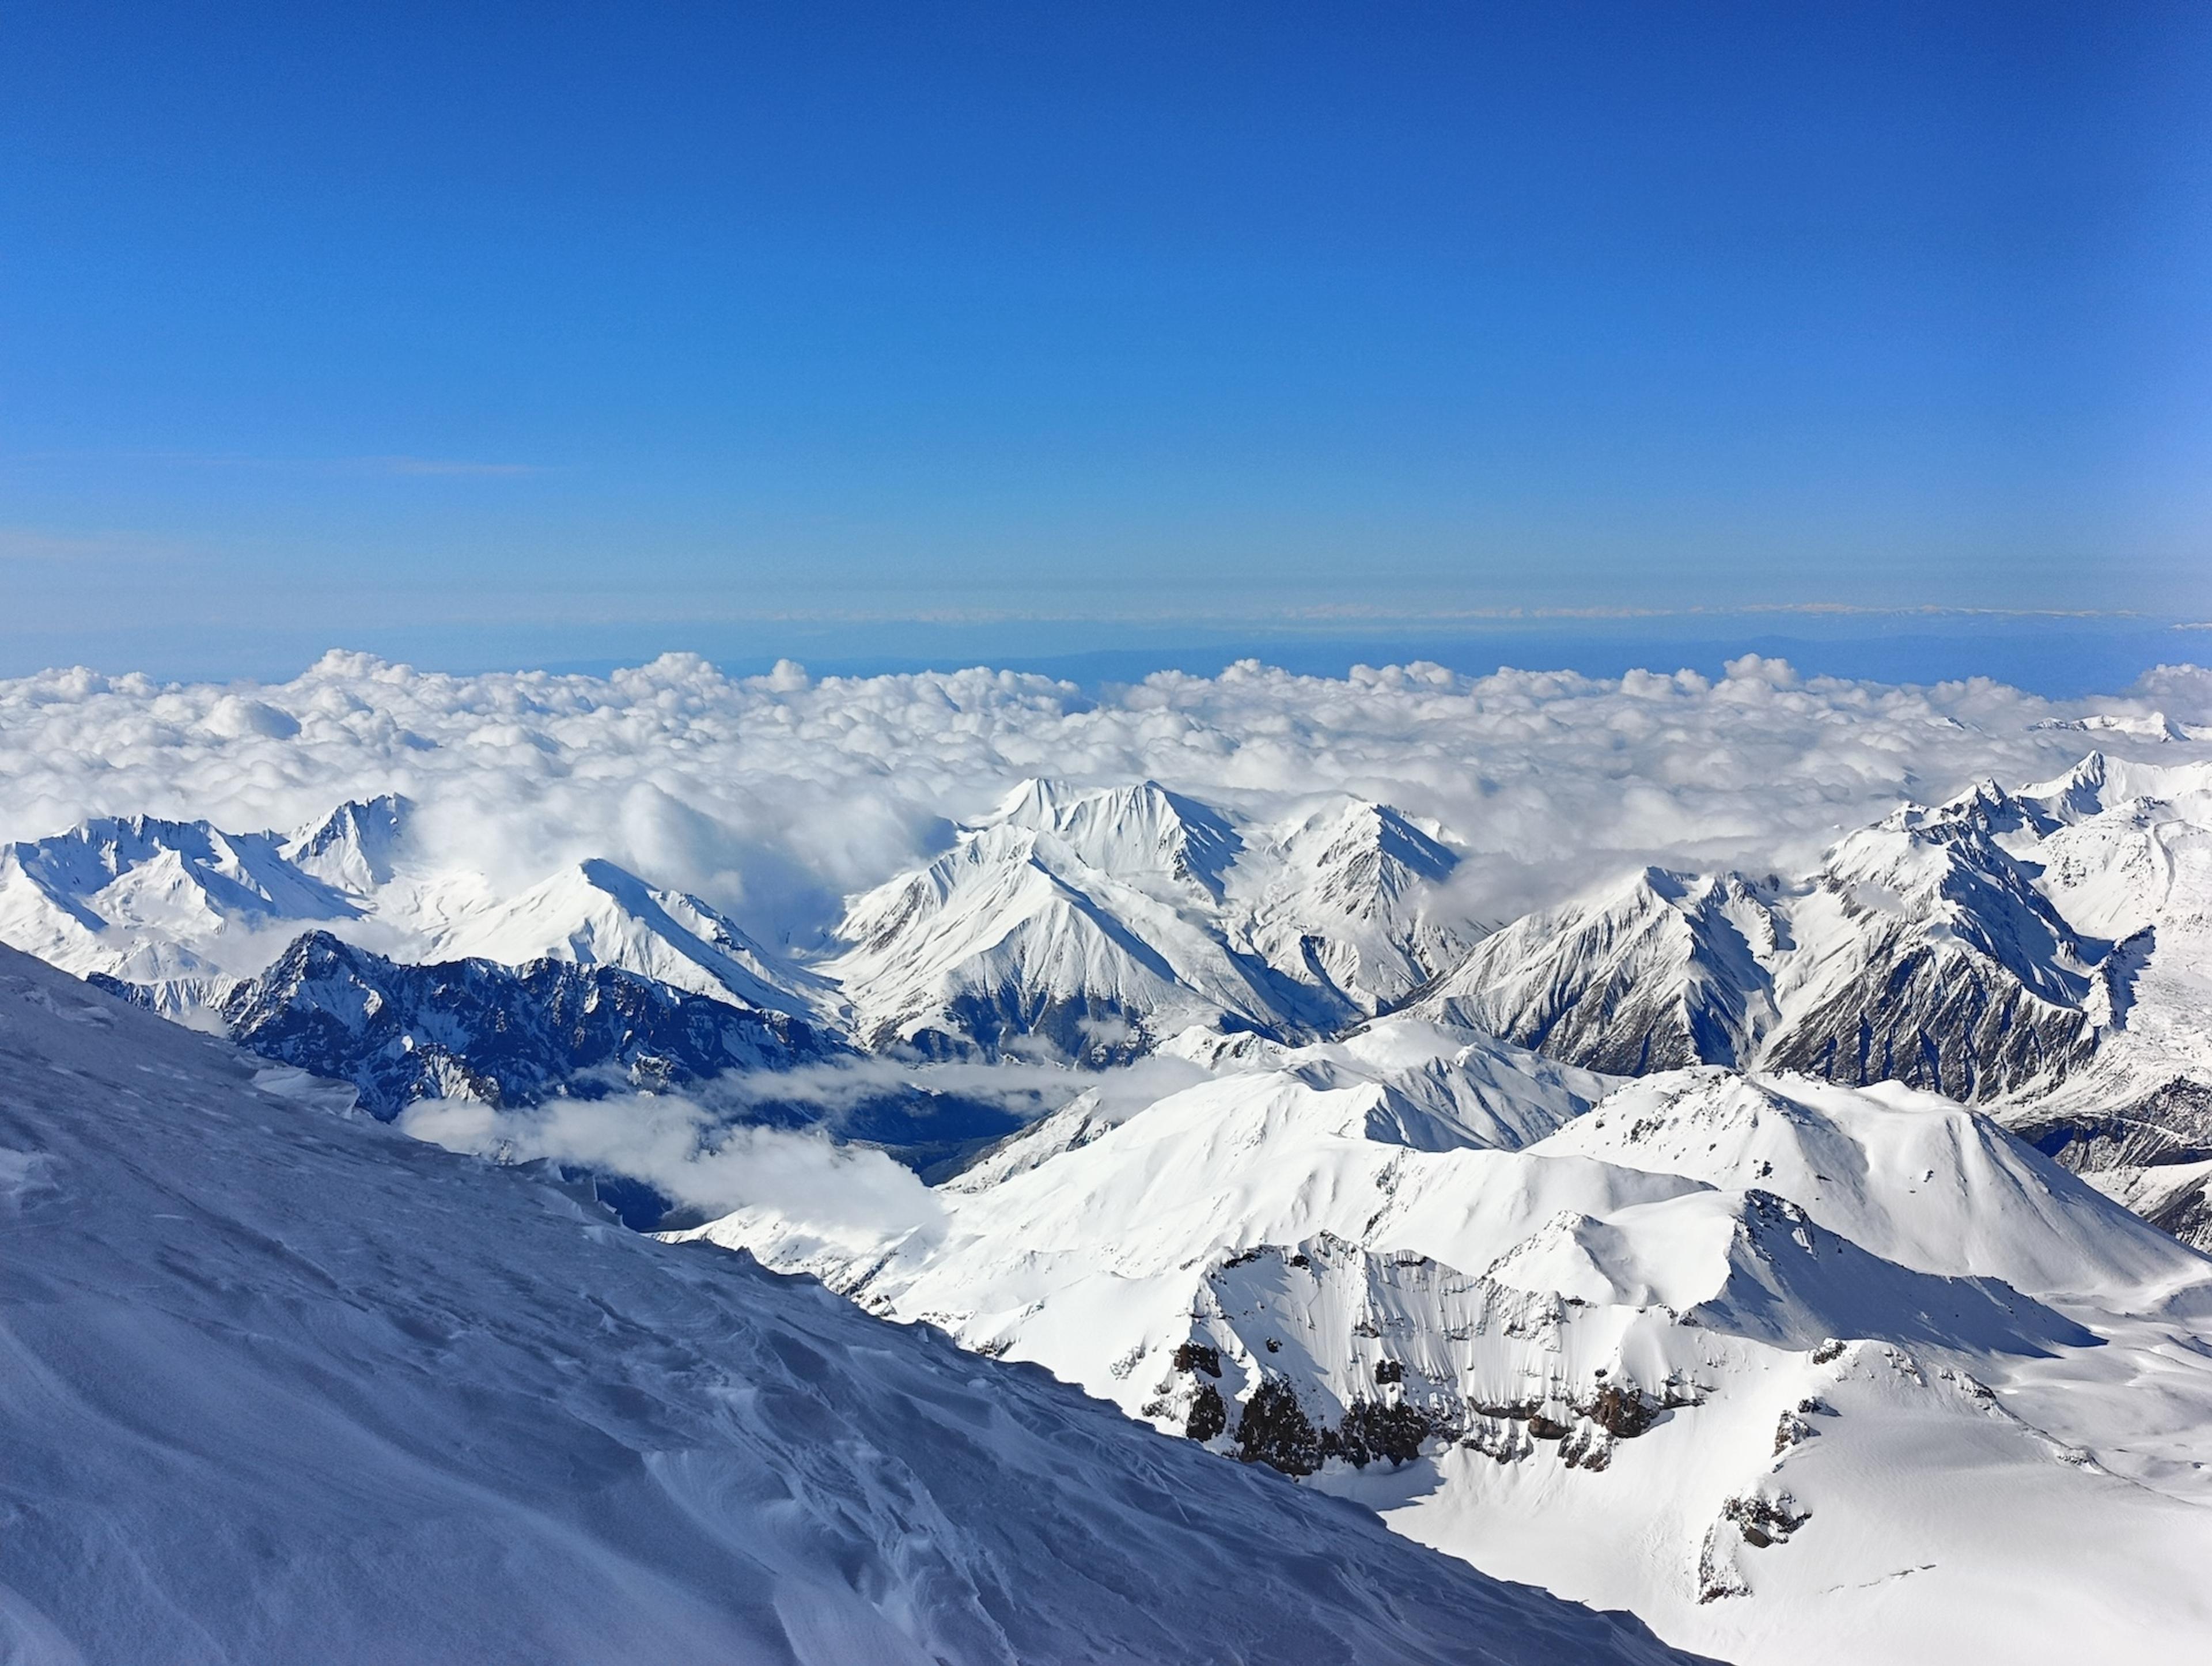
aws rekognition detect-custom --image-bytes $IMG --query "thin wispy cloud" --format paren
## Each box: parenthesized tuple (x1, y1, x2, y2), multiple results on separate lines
(13, 449, 543, 478)
(0, 525, 191, 565)
(352, 455, 541, 478)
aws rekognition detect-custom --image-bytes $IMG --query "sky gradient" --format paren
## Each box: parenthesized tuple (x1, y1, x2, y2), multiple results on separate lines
(3, 1, 2208, 676)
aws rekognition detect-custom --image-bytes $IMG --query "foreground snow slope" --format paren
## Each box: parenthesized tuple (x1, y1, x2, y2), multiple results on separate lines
(683, 1026, 2212, 1665)
(0, 946, 1698, 1666)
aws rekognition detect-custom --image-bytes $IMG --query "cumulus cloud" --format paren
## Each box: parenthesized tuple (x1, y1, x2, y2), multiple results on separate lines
(679, 1052, 1205, 1125)
(1, 649, 2209, 937)
(396, 1092, 945, 1245)
(389, 1053, 1209, 1239)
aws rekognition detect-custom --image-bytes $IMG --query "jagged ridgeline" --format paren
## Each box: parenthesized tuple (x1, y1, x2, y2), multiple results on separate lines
(10, 755, 2212, 1245)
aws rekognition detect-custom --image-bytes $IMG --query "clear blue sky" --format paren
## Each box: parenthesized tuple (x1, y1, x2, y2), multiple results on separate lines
(2, 2, 2207, 676)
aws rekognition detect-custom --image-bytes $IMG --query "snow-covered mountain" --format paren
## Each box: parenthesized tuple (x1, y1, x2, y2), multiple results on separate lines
(677, 1025, 2212, 1665)
(0, 941, 1703, 1666)
(824, 779, 1478, 1062)
(1395, 752, 2212, 1250)
(20, 755, 2212, 1250)
(1421, 868, 1785, 1072)
(1959, 754, 2212, 1244)
(1416, 795, 2097, 1102)
(0, 809, 363, 1003)
(426, 856, 840, 1020)
(0, 797, 834, 1021)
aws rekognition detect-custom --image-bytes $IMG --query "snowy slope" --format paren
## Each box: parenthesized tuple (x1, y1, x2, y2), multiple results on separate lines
(679, 1036, 2212, 1665)
(0, 942, 1700, 1666)
(427, 857, 839, 1020)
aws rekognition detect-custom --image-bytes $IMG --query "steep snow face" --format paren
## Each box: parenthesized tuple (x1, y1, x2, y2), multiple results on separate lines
(283, 791, 410, 892)
(825, 781, 1479, 1061)
(0, 811, 361, 997)
(1238, 798, 1475, 1013)
(427, 858, 839, 1020)
(1422, 868, 1784, 1072)
(0, 943, 1699, 1666)
(680, 1040, 2212, 1666)
(992, 778, 1244, 899)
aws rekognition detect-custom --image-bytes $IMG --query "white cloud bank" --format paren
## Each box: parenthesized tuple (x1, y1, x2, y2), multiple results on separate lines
(3, 650, 2211, 938)
(396, 1092, 945, 1248)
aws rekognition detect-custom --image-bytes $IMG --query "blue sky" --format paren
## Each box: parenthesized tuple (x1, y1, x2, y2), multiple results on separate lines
(2, 2, 2207, 678)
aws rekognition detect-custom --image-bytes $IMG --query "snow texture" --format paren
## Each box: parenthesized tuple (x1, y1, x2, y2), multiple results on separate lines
(0, 942, 1700, 1666)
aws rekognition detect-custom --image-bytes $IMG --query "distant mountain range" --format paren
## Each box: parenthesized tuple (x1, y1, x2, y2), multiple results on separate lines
(10, 754, 2212, 1245)
(10, 752, 2212, 1663)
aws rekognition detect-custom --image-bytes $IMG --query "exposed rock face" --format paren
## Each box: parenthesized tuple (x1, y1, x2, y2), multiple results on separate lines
(2010, 1076, 2212, 1175)
(99, 929, 843, 1119)
(1234, 1378, 1323, 1476)
(1422, 868, 1783, 1073)
(1416, 774, 2110, 1107)
(1760, 934, 2097, 1100)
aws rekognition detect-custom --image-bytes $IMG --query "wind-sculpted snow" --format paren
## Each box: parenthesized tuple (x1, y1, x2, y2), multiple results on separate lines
(678, 1019, 2212, 1665)
(0, 944, 1704, 1666)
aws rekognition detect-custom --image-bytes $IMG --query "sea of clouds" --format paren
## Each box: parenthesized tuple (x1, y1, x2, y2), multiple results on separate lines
(6, 649, 2212, 944)
(10, 646, 2212, 1214)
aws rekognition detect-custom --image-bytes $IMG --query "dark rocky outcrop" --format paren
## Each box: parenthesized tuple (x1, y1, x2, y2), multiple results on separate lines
(1324, 1399, 1432, 1468)
(97, 931, 840, 1119)
(1173, 1342, 1224, 1379)
(94, 933, 1027, 1179)
(1235, 1379, 1323, 1476)
(1185, 1384, 1228, 1443)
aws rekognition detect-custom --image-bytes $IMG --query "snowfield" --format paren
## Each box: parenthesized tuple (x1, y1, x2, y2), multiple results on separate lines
(0, 943, 1699, 1665)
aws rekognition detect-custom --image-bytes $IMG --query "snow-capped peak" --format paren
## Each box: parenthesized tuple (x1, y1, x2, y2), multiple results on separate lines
(428, 857, 835, 1019)
(984, 778, 1243, 898)
(282, 792, 411, 892)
